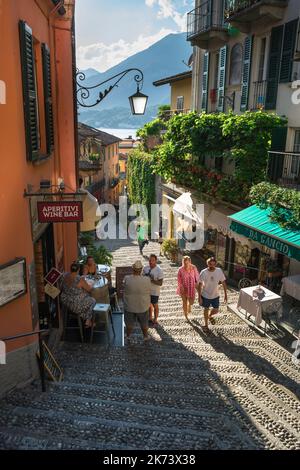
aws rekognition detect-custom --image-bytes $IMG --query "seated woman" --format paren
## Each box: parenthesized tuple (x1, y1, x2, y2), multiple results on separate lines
(61, 262, 96, 328)
(84, 256, 97, 276)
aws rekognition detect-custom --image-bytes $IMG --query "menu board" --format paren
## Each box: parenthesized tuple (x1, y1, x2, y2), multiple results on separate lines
(0, 258, 27, 307)
(116, 266, 133, 299)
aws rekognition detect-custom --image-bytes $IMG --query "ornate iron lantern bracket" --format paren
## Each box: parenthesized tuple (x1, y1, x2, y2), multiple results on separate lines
(76, 68, 145, 108)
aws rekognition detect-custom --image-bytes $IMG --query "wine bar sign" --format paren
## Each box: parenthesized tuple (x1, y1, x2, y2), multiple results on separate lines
(37, 201, 83, 223)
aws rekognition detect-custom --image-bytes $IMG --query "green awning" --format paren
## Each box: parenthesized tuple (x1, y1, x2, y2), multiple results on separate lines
(229, 205, 300, 262)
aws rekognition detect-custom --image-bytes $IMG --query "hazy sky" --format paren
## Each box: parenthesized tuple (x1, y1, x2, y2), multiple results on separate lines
(75, 0, 194, 71)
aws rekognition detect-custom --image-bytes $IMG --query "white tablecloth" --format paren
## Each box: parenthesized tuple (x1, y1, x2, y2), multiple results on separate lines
(280, 275, 300, 301)
(237, 285, 283, 326)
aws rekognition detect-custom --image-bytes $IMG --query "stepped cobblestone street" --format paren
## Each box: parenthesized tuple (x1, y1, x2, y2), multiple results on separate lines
(0, 239, 300, 450)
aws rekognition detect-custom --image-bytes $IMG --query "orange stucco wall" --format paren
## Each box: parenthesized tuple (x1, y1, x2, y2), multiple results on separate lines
(0, 0, 77, 351)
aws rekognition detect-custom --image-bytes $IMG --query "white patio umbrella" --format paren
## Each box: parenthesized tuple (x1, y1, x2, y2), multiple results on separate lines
(80, 190, 101, 232)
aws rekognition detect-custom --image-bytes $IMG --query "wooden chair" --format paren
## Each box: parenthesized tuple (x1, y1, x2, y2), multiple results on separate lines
(62, 303, 84, 343)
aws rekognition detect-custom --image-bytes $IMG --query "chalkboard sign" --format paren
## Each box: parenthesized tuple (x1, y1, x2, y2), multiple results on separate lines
(116, 266, 133, 299)
(36, 342, 63, 382)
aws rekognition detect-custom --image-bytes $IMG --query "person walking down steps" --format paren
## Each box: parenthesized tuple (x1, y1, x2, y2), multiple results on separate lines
(177, 256, 200, 321)
(198, 257, 227, 332)
(143, 254, 164, 328)
(136, 224, 148, 256)
(123, 260, 152, 342)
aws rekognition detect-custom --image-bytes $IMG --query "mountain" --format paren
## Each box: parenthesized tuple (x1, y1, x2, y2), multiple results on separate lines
(77, 33, 192, 129)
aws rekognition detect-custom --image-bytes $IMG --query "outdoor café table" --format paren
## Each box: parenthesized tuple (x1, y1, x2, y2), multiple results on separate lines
(280, 274, 300, 302)
(85, 276, 110, 304)
(97, 264, 112, 285)
(237, 285, 283, 326)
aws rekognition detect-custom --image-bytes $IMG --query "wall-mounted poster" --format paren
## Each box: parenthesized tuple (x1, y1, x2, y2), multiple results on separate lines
(0, 258, 27, 308)
(44, 268, 62, 286)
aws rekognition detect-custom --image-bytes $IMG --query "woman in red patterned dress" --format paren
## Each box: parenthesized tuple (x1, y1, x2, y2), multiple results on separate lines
(177, 256, 200, 320)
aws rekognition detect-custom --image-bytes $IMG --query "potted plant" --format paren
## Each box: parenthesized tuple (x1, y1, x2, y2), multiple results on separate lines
(161, 238, 179, 262)
(79, 245, 113, 267)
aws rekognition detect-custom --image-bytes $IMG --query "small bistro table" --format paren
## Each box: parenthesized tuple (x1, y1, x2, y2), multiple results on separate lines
(237, 285, 283, 326)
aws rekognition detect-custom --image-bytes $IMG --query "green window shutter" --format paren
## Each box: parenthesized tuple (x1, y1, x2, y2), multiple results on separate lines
(19, 20, 39, 161)
(265, 25, 284, 110)
(201, 52, 210, 112)
(42, 44, 55, 154)
(216, 45, 227, 112)
(240, 35, 253, 112)
(279, 19, 299, 83)
(268, 127, 287, 182)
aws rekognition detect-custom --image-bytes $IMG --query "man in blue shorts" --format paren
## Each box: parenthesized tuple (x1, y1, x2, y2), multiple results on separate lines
(143, 254, 164, 328)
(198, 257, 227, 331)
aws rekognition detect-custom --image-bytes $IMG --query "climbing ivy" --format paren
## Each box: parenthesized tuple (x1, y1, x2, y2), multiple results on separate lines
(250, 182, 300, 230)
(127, 150, 156, 216)
(150, 110, 287, 205)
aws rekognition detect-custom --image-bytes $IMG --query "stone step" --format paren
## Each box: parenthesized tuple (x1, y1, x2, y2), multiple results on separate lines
(0, 425, 134, 450)
(0, 404, 252, 450)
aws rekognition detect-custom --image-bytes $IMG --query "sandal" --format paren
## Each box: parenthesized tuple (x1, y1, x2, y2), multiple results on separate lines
(209, 316, 216, 325)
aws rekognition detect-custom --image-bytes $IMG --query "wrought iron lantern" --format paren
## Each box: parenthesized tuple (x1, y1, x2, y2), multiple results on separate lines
(76, 68, 148, 115)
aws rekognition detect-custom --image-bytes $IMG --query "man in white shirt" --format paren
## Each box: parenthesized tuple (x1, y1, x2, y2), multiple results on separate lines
(198, 257, 227, 330)
(143, 254, 164, 328)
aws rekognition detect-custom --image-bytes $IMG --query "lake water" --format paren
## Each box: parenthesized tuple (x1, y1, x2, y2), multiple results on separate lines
(99, 128, 138, 140)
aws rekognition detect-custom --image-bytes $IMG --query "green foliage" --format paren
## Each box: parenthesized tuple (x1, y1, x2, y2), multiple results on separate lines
(250, 182, 300, 230)
(88, 153, 100, 162)
(79, 232, 94, 246)
(79, 245, 113, 267)
(136, 118, 165, 139)
(161, 239, 179, 257)
(151, 110, 287, 206)
(127, 150, 156, 214)
(157, 104, 171, 121)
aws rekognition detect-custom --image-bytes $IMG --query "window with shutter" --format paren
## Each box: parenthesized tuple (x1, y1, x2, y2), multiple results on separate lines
(201, 51, 210, 112)
(267, 127, 287, 182)
(240, 36, 253, 112)
(19, 20, 39, 161)
(279, 19, 299, 83)
(176, 96, 184, 111)
(42, 44, 54, 154)
(229, 43, 243, 86)
(216, 45, 227, 112)
(265, 25, 284, 110)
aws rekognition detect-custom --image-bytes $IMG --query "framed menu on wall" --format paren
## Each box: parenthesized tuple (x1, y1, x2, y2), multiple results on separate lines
(0, 258, 27, 308)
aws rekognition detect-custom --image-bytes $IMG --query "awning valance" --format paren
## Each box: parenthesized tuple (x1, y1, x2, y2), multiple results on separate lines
(229, 205, 300, 262)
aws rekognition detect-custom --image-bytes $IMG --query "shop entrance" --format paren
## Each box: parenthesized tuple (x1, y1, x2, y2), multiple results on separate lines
(34, 225, 59, 329)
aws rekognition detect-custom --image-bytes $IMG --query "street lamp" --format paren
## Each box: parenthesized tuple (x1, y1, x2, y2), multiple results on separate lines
(129, 85, 148, 115)
(76, 68, 148, 115)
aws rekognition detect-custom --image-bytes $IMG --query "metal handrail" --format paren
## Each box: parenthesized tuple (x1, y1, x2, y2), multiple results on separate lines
(1, 329, 50, 393)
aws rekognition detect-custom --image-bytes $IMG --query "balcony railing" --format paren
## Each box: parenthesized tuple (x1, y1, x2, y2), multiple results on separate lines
(224, 0, 288, 22)
(187, 1, 226, 41)
(268, 151, 300, 189)
(252, 80, 267, 110)
(161, 109, 191, 118)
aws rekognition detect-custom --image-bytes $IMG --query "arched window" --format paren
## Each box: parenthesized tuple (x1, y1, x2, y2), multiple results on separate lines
(229, 43, 243, 85)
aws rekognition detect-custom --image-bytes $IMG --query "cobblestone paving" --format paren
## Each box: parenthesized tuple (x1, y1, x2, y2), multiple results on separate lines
(0, 239, 299, 450)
